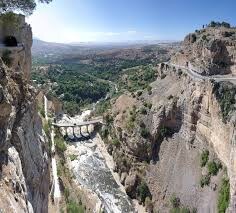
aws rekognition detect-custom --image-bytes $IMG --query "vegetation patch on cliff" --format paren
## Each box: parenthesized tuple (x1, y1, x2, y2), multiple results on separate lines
(118, 65, 157, 92)
(217, 178, 230, 213)
(200, 150, 209, 167)
(53, 131, 86, 213)
(213, 82, 236, 122)
(170, 194, 196, 213)
(199, 150, 222, 188)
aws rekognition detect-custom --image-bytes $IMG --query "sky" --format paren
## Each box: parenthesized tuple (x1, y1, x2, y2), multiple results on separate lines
(27, 0, 236, 43)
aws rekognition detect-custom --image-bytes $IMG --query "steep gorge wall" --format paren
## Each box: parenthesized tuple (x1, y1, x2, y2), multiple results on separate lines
(107, 63, 236, 212)
(150, 65, 236, 212)
(0, 15, 50, 213)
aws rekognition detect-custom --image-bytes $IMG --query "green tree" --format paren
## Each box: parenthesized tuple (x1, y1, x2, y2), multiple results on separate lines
(0, 0, 53, 15)
(209, 21, 217, 27)
(221, 22, 231, 28)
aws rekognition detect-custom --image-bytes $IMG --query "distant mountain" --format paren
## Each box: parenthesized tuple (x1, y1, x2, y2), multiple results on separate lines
(32, 39, 79, 56)
(32, 38, 181, 60)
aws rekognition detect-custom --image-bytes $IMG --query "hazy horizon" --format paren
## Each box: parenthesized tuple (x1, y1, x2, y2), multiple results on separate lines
(33, 36, 180, 45)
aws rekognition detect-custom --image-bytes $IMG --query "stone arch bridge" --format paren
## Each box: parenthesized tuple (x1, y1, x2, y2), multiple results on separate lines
(52, 118, 104, 139)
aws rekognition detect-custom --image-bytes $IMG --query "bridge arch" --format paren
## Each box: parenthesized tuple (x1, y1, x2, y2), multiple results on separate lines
(52, 118, 104, 141)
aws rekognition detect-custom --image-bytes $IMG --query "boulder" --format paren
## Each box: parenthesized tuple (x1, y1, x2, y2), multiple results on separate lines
(120, 172, 128, 185)
(125, 172, 139, 198)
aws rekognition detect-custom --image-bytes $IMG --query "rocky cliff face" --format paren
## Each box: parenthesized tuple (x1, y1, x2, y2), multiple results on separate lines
(104, 28, 236, 212)
(0, 14, 32, 81)
(171, 26, 236, 76)
(0, 15, 50, 213)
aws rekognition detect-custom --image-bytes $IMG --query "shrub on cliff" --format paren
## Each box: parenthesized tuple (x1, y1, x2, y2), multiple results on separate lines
(170, 194, 180, 208)
(43, 122, 50, 139)
(101, 127, 109, 139)
(169, 195, 194, 213)
(126, 108, 137, 132)
(112, 138, 120, 148)
(140, 107, 147, 115)
(200, 150, 209, 167)
(213, 82, 236, 122)
(137, 181, 152, 204)
(95, 99, 111, 115)
(67, 200, 84, 213)
(55, 137, 67, 153)
(69, 154, 77, 161)
(200, 175, 210, 187)
(137, 90, 143, 96)
(159, 126, 173, 138)
(147, 86, 152, 95)
(104, 114, 113, 125)
(207, 160, 222, 176)
(217, 178, 230, 213)
(170, 207, 191, 213)
(140, 127, 150, 138)
(144, 102, 152, 109)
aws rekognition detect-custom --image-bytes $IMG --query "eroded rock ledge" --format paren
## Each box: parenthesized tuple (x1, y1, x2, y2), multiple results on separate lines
(172, 25, 236, 76)
(103, 57, 236, 212)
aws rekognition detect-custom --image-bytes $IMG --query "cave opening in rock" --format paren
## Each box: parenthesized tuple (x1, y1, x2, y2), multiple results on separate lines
(3, 36, 18, 47)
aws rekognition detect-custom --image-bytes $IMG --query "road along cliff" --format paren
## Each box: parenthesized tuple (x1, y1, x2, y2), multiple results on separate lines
(102, 24, 236, 212)
(171, 24, 236, 76)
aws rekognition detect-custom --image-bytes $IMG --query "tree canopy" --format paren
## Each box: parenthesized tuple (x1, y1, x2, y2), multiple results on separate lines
(209, 21, 231, 28)
(0, 0, 53, 15)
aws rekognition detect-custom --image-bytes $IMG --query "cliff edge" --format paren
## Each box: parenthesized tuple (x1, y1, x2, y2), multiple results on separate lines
(172, 23, 236, 76)
(102, 24, 236, 212)
(0, 14, 50, 213)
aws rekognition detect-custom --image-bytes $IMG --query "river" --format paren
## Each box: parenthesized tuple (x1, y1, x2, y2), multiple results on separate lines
(57, 111, 135, 213)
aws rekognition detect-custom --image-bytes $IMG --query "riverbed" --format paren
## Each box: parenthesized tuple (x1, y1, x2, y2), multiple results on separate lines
(58, 112, 136, 213)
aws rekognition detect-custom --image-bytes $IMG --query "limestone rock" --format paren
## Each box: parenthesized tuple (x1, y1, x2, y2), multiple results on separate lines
(109, 61, 236, 211)
(125, 172, 139, 199)
(184, 33, 197, 45)
(172, 26, 236, 75)
(0, 13, 49, 213)
(0, 14, 32, 81)
(120, 172, 128, 185)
